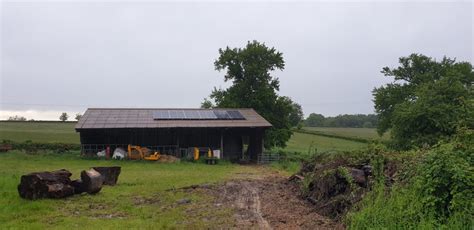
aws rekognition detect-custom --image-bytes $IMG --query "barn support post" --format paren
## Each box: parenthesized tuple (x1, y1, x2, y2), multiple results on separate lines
(241, 136, 244, 159)
(176, 129, 180, 148)
(220, 129, 224, 159)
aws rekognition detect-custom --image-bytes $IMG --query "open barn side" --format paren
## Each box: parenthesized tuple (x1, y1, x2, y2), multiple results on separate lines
(75, 108, 271, 162)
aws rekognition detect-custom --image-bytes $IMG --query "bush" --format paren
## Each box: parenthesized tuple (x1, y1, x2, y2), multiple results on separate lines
(1, 139, 80, 154)
(417, 136, 473, 221)
(348, 130, 474, 229)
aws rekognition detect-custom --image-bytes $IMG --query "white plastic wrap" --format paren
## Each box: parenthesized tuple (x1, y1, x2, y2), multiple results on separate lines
(112, 147, 126, 160)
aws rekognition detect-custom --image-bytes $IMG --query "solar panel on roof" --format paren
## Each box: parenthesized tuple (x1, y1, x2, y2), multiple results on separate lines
(169, 110, 185, 119)
(200, 110, 217, 119)
(153, 111, 169, 119)
(213, 110, 231, 119)
(153, 109, 245, 120)
(228, 110, 245, 120)
(184, 110, 199, 119)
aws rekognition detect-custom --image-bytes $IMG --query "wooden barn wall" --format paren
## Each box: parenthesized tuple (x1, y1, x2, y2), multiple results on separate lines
(78, 127, 266, 160)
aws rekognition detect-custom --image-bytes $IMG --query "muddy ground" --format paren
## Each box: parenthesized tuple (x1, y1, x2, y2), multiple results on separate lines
(180, 172, 344, 229)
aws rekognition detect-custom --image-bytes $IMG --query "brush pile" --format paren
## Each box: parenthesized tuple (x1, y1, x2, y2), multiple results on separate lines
(289, 151, 399, 220)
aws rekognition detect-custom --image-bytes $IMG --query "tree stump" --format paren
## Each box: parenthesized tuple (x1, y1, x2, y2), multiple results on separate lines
(92, 166, 121, 186)
(80, 169, 104, 194)
(17, 169, 75, 200)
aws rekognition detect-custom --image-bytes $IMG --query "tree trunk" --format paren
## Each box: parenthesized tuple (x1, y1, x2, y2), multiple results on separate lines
(80, 169, 103, 194)
(17, 169, 74, 200)
(92, 166, 121, 186)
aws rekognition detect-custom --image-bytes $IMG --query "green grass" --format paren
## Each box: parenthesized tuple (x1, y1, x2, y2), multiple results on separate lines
(284, 132, 366, 153)
(0, 122, 79, 143)
(0, 151, 273, 229)
(303, 127, 390, 140)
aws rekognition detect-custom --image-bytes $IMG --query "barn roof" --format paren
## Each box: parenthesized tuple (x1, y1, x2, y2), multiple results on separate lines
(75, 108, 272, 129)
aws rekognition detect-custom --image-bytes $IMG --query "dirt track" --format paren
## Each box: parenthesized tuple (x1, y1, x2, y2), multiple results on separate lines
(217, 180, 271, 229)
(187, 172, 342, 229)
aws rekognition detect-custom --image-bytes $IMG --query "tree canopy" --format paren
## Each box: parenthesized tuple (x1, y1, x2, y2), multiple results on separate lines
(59, 112, 69, 122)
(373, 54, 473, 149)
(8, 115, 27, 121)
(206, 41, 296, 148)
(304, 113, 378, 128)
(286, 97, 304, 127)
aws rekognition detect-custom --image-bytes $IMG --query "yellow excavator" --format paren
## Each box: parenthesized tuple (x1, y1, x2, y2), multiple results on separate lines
(128, 145, 161, 161)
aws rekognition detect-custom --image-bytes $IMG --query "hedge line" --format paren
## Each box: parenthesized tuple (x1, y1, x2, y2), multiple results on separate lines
(1, 140, 80, 153)
(293, 129, 372, 143)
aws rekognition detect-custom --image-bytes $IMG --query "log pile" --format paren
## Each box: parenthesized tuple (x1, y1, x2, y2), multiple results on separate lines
(17, 166, 121, 200)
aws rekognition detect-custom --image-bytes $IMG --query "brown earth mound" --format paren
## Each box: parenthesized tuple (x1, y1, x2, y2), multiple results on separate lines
(181, 176, 342, 229)
(158, 155, 180, 163)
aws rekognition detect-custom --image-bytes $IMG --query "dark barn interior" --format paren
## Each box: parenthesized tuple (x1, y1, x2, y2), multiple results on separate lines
(76, 108, 271, 161)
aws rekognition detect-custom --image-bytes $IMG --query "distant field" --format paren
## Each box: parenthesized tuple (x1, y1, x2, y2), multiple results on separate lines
(303, 127, 390, 140)
(0, 121, 79, 143)
(284, 132, 366, 153)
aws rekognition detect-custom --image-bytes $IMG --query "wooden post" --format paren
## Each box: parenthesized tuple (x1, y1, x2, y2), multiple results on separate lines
(220, 130, 224, 159)
(176, 129, 180, 147)
(241, 136, 244, 160)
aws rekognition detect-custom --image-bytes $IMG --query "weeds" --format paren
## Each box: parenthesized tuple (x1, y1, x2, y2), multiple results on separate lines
(348, 130, 473, 229)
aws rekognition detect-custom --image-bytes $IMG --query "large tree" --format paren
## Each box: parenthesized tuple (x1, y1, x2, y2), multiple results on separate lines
(373, 54, 473, 149)
(59, 112, 69, 122)
(304, 113, 325, 127)
(286, 97, 304, 127)
(207, 41, 295, 148)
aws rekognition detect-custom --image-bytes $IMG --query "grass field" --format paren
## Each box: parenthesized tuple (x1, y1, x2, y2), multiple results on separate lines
(0, 122, 79, 143)
(283, 132, 366, 153)
(303, 127, 390, 140)
(0, 122, 370, 228)
(0, 151, 278, 229)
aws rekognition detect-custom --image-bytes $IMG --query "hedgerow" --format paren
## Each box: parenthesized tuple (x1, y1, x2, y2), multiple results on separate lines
(1, 139, 80, 153)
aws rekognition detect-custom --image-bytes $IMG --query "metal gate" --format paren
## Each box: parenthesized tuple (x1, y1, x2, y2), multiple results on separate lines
(257, 152, 280, 164)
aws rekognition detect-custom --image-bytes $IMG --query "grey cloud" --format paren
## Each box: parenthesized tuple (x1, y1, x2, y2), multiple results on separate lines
(1, 1, 472, 119)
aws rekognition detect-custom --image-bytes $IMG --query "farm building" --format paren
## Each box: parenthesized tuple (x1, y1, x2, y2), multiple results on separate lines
(75, 108, 272, 161)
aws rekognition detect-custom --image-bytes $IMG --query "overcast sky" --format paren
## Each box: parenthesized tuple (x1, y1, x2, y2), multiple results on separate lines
(0, 0, 472, 120)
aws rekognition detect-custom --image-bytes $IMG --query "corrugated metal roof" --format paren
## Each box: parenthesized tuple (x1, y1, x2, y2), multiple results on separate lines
(75, 108, 272, 129)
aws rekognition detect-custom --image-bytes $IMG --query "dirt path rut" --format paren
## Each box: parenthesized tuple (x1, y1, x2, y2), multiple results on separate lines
(180, 167, 341, 229)
(212, 176, 341, 229)
(226, 181, 271, 229)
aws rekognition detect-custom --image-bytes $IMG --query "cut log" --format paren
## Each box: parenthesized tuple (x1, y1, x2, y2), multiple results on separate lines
(92, 166, 121, 186)
(80, 169, 103, 194)
(45, 183, 75, 198)
(350, 168, 367, 187)
(288, 174, 305, 181)
(71, 179, 87, 194)
(17, 169, 74, 200)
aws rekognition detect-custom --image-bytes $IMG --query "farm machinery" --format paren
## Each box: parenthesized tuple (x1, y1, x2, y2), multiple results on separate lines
(127, 145, 161, 161)
(97, 144, 216, 163)
(193, 147, 219, 165)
